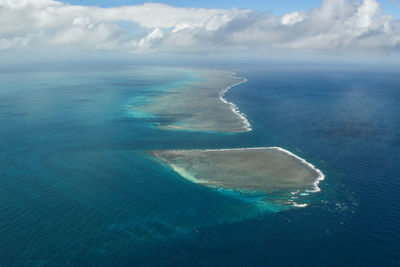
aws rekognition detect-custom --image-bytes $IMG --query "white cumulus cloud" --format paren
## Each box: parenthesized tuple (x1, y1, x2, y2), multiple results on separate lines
(0, 0, 399, 54)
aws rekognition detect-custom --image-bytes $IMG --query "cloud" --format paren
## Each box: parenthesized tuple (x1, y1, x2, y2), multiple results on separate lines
(0, 0, 399, 54)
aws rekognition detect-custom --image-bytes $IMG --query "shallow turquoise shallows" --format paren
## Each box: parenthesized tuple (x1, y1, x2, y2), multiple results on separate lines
(0, 63, 399, 266)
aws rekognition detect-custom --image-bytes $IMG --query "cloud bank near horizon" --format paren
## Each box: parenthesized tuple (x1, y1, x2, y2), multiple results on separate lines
(1, 0, 400, 55)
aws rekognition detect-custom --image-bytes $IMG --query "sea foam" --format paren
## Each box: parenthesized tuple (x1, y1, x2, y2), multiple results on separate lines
(218, 72, 252, 132)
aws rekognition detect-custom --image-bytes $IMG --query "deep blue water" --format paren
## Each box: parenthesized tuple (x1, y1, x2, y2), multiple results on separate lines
(0, 63, 399, 266)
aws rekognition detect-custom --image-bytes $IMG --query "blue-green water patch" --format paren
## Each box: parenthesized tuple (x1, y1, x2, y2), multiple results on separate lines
(0, 63, 399, 266)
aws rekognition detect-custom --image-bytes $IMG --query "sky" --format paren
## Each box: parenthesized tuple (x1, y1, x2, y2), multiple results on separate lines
(61, 0, 400, 17)
(1, 0, 400, 60)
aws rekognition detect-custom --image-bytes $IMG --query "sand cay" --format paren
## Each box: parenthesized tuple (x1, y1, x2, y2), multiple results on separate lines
(152, 148, 324, 198)
(133, 69, 250, 132)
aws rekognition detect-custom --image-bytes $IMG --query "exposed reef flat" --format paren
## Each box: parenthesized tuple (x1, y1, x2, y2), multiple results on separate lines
(132, 69, 250, 132)
(152, 147, 324, 206)
(138, 68, 325, 208)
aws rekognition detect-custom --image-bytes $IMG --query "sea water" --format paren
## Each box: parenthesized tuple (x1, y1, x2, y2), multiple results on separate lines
(0, 63, 399, 266)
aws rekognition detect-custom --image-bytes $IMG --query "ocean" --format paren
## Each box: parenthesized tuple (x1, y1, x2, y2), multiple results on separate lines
(0, 63, 399, 266)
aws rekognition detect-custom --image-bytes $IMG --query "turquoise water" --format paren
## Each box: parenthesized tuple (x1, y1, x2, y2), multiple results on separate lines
(0, 63, 399, 266)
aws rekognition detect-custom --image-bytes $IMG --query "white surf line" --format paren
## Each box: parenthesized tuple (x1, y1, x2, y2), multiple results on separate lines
(184, 147, 325, 195)
(219, 72, 252, 132)
(269, 147, 325, 194)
